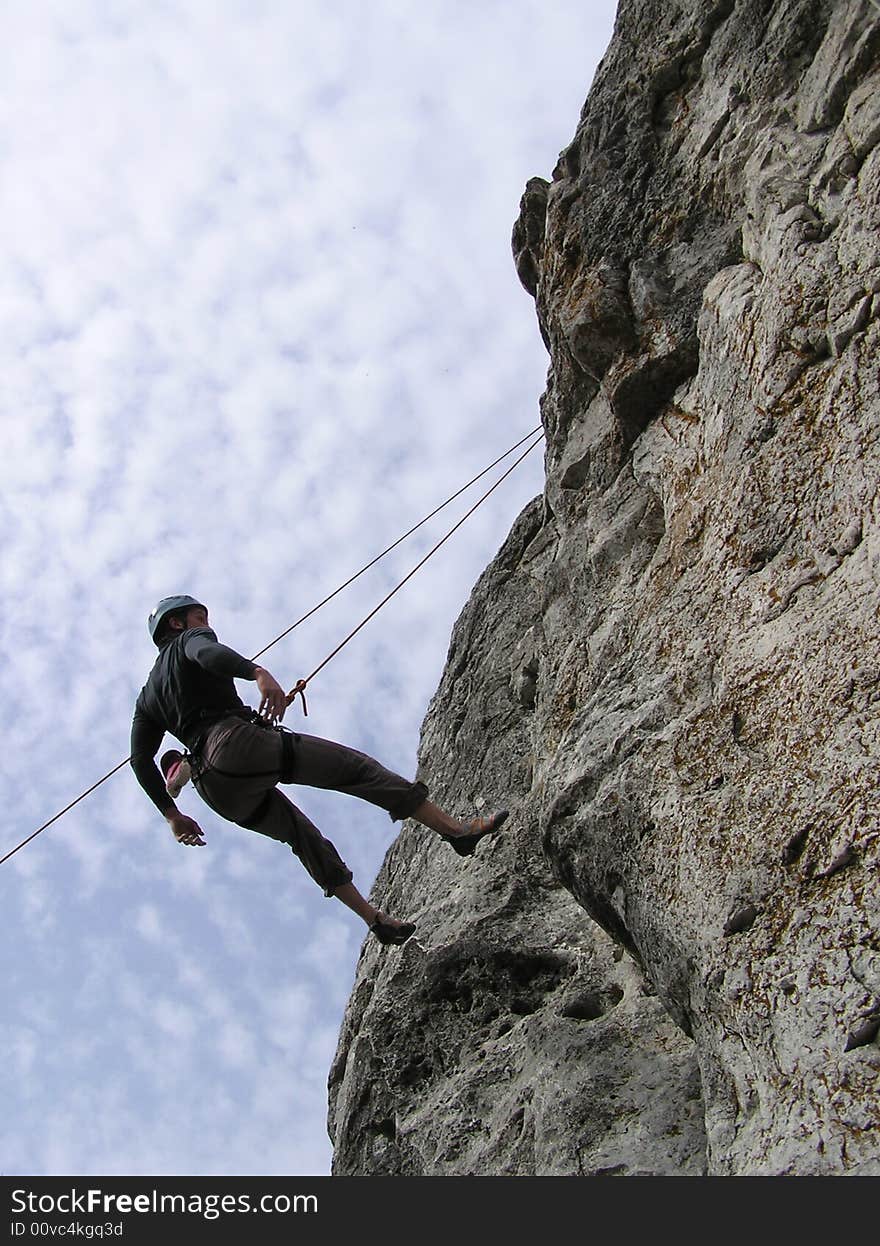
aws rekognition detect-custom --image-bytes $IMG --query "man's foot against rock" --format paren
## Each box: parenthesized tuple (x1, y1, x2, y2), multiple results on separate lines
(442, 809, 509, 857)
(370, 912, 417, 946)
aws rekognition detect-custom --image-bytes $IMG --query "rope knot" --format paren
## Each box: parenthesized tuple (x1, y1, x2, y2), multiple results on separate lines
(286, 678, 309, 716)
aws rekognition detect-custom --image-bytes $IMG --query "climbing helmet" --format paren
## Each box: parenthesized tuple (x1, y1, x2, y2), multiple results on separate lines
(148, 595, 207, 645)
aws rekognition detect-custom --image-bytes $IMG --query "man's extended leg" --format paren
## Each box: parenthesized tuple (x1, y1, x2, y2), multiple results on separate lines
(407, 799, 463, 835)
(282, 732, 427, 819)
(283, 734, 508, 853)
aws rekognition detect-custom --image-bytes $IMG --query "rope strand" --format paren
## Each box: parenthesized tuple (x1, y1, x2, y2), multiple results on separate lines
(250, 424, 541, 662)
(287, 431, 544, 701)
(1, 426, 545, 865)
(0, 760, 130, 866)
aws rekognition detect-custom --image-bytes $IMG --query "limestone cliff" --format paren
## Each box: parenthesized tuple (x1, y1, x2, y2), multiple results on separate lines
(329, 0, 880, 1175)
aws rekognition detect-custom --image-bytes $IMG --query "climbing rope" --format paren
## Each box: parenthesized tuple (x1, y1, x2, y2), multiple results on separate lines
(1, 426, 544, 866)
(0, 759, 132, 868)
(249, 424, 542, 664)
(283, 431, 543, 714)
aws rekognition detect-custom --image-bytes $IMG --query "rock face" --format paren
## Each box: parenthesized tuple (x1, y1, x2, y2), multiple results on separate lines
(329, 0, 880, 1175)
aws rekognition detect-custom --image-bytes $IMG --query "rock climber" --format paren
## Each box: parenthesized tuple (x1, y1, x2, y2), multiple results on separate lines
(130, 595, 508, 946)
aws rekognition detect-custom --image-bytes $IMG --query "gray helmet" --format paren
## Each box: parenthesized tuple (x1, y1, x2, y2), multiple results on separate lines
(148, 595, 206, 645)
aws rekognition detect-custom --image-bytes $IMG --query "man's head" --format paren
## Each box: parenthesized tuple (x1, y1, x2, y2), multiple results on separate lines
(148, 596, 209, 647)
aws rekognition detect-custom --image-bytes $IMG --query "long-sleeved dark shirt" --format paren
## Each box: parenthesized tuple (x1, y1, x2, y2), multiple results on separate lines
(130, 627, 258, 814)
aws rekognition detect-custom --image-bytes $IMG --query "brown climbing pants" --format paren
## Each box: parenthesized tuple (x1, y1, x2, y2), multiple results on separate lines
(192, 716, 428, 895)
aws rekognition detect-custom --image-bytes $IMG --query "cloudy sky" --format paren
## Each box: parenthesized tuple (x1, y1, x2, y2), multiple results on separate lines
(1, 1, 617, 1177)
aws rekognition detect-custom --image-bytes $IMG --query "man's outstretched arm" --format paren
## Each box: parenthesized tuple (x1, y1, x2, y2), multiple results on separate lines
(130, 705, 206, 846)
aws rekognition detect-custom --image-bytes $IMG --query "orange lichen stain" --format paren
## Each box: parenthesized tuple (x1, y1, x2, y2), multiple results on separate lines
(668, 404, 701, 425)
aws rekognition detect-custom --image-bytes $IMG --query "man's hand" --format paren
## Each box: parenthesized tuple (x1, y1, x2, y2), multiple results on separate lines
(254, 666, 287, 724)
(166, 811, 206, 846)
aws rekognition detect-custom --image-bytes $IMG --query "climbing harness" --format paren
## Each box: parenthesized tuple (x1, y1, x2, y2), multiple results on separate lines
(1, 425, 544, 866)
(163, 709, 298, 799)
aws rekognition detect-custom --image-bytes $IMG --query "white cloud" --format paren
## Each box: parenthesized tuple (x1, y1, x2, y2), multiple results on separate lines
(134, 901, 163, 942)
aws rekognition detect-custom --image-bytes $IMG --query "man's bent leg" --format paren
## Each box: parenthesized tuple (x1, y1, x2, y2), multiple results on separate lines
(331, 882, 411, 935)
(242, 800, 414, 938)
(234, 789, 354, 896)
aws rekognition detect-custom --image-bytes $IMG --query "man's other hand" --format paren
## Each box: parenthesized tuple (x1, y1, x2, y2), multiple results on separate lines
(167, 812, 206, 846)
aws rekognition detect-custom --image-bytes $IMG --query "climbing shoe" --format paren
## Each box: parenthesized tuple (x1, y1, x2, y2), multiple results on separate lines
(160, 749, 192, 799)
(443, 809, 509, 857)
(370, 914, 417, 946)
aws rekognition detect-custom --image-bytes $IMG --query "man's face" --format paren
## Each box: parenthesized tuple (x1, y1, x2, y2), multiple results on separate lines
(185, 605, 209, 630)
